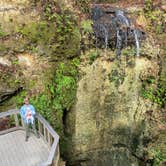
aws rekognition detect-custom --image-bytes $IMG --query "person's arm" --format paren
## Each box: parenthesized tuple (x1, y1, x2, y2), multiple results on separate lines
(20, 106, 26, 119)
(30, 105, 36, 116)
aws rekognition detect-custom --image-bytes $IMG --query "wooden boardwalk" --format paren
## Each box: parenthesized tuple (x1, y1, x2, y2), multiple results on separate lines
(0, 130, 50, 166)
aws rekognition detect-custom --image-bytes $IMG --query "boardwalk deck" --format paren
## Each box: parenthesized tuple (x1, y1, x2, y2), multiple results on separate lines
(0, 130, 50, 166)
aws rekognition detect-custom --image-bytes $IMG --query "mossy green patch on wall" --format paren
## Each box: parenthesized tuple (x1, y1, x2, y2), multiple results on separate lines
(0, 25, 8, 37)
(16, 10, 81, 59)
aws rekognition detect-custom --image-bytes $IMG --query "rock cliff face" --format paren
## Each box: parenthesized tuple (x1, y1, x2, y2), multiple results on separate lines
(66, 44, 162, 165)
(0, 1, 165, 166)
(0, 0, 44, 110)
(64, 2, 166, 166)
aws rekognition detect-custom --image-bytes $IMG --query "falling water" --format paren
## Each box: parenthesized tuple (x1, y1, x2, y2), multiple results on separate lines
(92, 6, 104, 21)
(116, 29, 122, 56)
(94, 23, 109, 49)
(134, 29, 140, 57)
(115, 10, 130, 48)
(115, 10, 130, 27)
(101, 25, 109, 49)
(92, 7, 144, 57)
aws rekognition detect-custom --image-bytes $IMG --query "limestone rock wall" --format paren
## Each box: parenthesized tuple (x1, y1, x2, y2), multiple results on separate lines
(66, 46, 161, 166)
(0, 0, 50, 110)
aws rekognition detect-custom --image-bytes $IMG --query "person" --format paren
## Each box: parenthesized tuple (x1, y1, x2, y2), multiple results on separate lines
(20, 97, 39, 141)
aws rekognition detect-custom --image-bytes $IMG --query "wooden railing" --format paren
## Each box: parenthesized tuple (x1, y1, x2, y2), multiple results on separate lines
(0, 109, 60, 166)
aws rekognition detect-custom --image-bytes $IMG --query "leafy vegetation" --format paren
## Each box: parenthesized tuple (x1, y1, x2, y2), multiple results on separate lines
(141, 74, 166, 108)
(122, 47, 136, 57)
(153, 150, 166, 166)
(75, 0, 90, 13)
(16, 8, 80, 58)
(80, 20, 93, 34)
(144, 0, 165, 34)
(88, 50, 100, 64)
(149, 149, 166, 166)
(16, 58, 79, 131)
(15, 58, 80, 154)
(109, 69, 125, 87)
(0, 25, 7, 37)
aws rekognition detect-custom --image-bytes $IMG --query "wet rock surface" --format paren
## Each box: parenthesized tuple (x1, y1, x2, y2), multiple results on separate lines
(92, 6, 145, 56)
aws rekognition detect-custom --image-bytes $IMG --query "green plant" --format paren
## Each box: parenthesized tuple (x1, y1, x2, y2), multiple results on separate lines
(75, 0, 90, 13)
(150, 149, 166, 166)
(0, 25, 7, 37)
(7, 115, 16, 128)
(16, 21, 50, 43)
(141, 77, 166, 107)
(15, 58, 79, 136)
(143, 1, 165, 34)
(122, 47, 136, 56)
(144, 0, 153, 13)
(89, 51, 99, 64)
(109, 69, 125, 87)
(80, 20, 93, 34)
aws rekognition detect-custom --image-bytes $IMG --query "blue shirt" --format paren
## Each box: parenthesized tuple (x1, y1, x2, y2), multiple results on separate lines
(20, 104, 36, 124)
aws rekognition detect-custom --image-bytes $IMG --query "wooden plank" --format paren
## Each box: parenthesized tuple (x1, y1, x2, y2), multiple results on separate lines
(0, 130, 50, 166)
(0, 110, 60, 166)
(44, 126, 47, 142)
(50, 135, 54, 146)
(45, 139, 59, 166)
(52, 144, 60, 166)
(47, 131, 51, 147)
(0, 127, 19, 135)
(38, 119, 43, 136)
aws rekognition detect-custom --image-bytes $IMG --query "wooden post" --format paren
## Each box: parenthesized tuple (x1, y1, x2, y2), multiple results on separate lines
(47, 132, 52, 147)
(38, 119, 42, 136)
(44, 126, 47, 142)
(53, 144, 60, 166)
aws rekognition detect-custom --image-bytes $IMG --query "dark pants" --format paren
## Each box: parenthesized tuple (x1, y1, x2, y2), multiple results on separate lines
(24, 122, 38, 139)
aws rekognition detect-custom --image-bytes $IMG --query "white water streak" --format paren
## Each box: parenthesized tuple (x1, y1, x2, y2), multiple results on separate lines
(134, 29, 140, 57)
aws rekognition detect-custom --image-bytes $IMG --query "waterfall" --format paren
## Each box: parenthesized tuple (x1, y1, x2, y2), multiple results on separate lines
(134, 29, 140, 57)
(94, 23, 109, 49)
(115, 10, 130, 49)
(92, 7, 145, 57)
(116, 29, 122, 56)
(101, 24, 109, 49)
(115, 10, 130, 27)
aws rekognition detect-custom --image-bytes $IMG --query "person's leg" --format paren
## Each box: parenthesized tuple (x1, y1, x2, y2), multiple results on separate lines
(25, 123, 30, 141)
(32, 121, 39, 138)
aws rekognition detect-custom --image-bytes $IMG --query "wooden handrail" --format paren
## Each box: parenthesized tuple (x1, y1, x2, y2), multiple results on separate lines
(36, 113, 60, 166)
(0, 109, 19, 118)
(0, 109, 60, 166)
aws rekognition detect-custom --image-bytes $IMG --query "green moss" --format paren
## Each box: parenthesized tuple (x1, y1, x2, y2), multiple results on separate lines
(16, 10, 81, 58)
(0, 25, 8, 37)
(80, 20, 93, 34)
(143, 1, 165, 35)
(141, 73, 166, 107)
(88, 50, 100, 64)
(16, 21, 52, 44)
(109, 69, 125, 87)
(0, 44, 8, 52)
(149, 148, 166, 166)
(75, 0, 90, 13)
